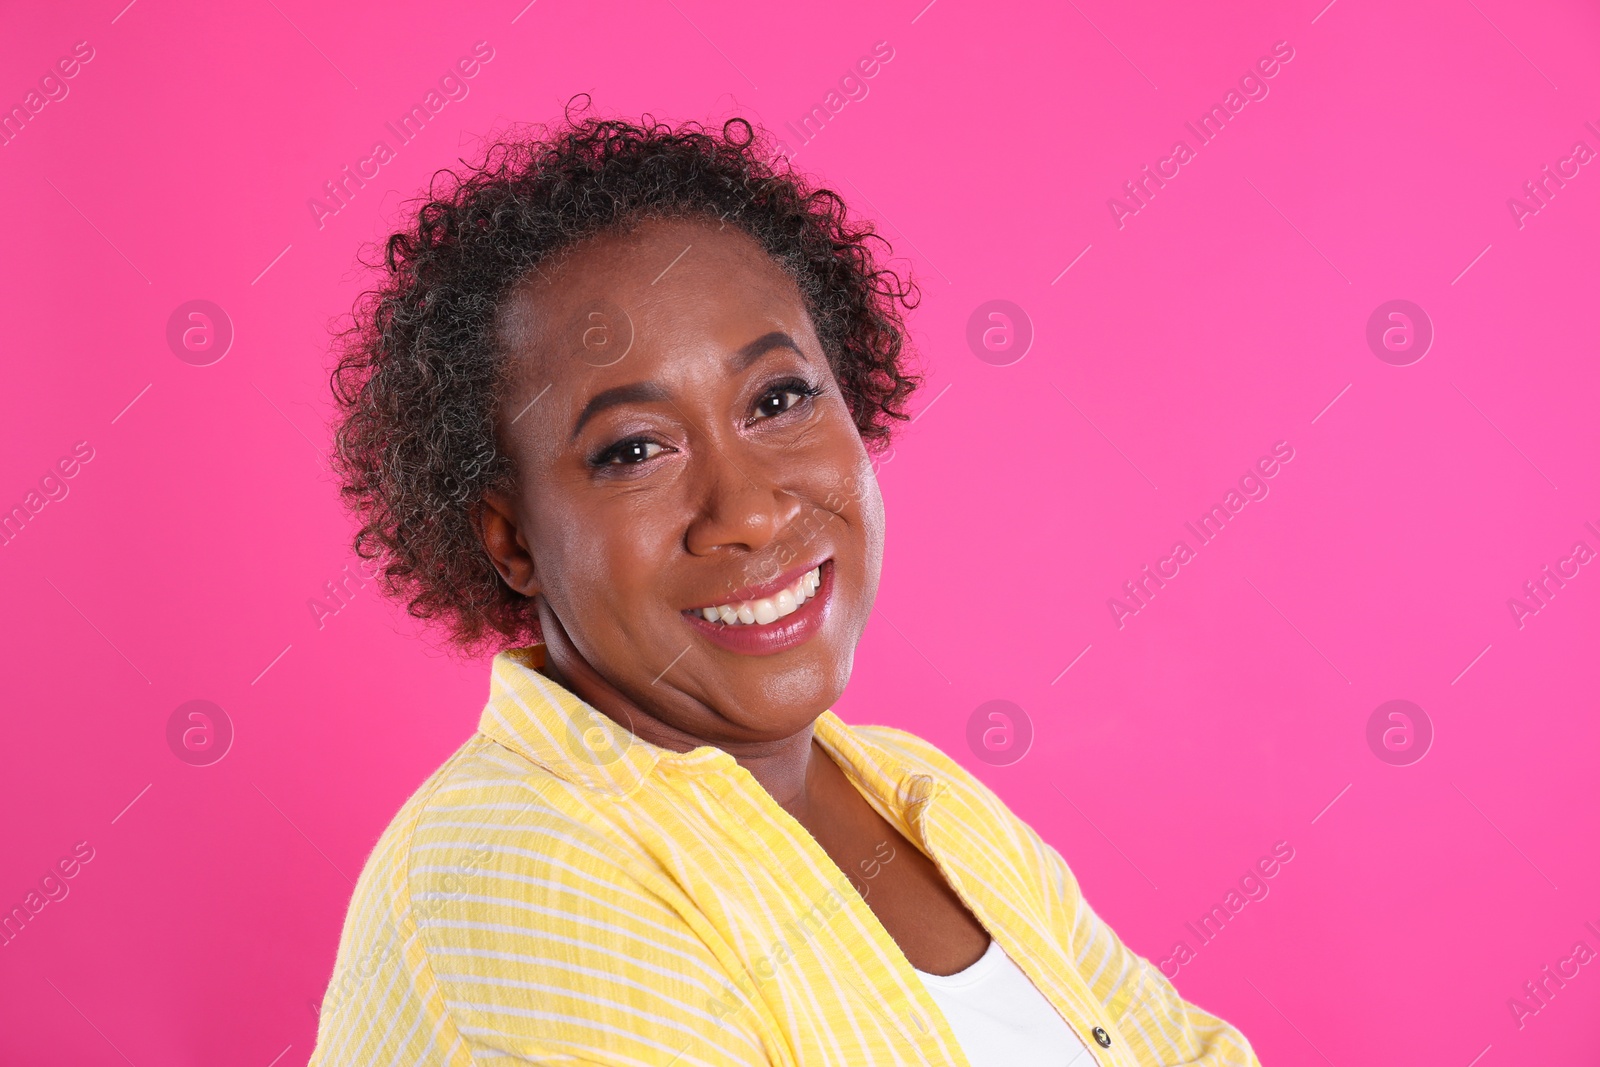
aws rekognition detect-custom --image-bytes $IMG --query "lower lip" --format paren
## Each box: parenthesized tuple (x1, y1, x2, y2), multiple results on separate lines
(682, 561, 834, 656)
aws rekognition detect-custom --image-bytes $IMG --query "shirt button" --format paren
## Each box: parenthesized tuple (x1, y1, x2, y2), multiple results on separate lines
(1092, 1026, 1112, 1048)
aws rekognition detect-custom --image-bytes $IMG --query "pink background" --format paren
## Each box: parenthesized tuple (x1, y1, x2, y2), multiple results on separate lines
(2, 0, 1597, 1063)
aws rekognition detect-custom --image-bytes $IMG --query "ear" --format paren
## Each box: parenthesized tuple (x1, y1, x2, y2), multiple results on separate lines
(476, 490, 542, 599)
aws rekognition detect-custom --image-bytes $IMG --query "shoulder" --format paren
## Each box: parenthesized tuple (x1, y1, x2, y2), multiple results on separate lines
(322, 733, 559, 978)
(347, 731, 665, 925)
(318, 733, 736, 1060)
(328, 730, 655, 983)
(339, 732, 569, 908)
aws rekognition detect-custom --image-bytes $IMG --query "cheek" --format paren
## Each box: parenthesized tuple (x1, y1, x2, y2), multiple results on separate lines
(524, 468, 674, 627)
(540, 492, 690, 674)
(855, 461, 886, 585)
(560, 494, 679, 608)
(815, 437, 885, 613)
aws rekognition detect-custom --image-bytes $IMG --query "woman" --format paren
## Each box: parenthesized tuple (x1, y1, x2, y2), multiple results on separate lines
(309, 109, 1258, 1066)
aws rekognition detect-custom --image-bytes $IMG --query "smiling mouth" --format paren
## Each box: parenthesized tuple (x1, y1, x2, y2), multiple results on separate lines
(690, 564, 823, 626)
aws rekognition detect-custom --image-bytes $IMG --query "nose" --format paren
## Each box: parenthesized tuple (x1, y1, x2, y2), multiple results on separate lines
(684, 458, 803, 558)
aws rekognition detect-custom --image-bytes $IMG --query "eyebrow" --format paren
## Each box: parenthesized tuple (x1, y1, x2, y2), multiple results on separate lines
(570, 381, 671, 440)
(568, 331, 809, 439)
(734, 331, 806, 369)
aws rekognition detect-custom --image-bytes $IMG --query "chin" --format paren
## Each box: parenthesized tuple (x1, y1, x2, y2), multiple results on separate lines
(719, 641, 857, 738)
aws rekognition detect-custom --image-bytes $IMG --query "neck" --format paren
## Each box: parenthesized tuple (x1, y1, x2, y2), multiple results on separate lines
(536, 605, 821, 813)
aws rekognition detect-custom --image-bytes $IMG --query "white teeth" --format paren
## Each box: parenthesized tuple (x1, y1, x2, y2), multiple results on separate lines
(694, 566, 824, 627)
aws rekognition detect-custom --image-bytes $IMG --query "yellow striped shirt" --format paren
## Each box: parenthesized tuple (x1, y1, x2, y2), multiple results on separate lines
(308, 646, 1259, 1066)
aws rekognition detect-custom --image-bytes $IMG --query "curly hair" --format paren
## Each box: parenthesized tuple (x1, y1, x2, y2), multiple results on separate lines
(329, 102, 922, 654)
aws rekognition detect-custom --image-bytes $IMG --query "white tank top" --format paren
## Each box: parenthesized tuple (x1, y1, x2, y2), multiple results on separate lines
(913, 939, 1091, 1066)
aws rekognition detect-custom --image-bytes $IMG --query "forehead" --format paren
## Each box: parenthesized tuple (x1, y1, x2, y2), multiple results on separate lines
(497, 216, 811, 376)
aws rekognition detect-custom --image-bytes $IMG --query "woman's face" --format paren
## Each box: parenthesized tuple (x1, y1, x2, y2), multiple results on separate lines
(484, 216, 886, 746)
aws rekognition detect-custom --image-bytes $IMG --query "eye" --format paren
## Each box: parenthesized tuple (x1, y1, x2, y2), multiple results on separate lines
(593, 438, 665, 466)
(754, 379, 822, 420)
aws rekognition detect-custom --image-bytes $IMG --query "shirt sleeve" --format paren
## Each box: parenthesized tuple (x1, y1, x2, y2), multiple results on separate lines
(306, 839, 477, 1067)
(307, 771, 779, 1067)
(1017, 817, 1261, 1067)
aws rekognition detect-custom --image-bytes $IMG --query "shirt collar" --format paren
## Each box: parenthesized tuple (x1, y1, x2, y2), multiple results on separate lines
(477, 645, 938, 812)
